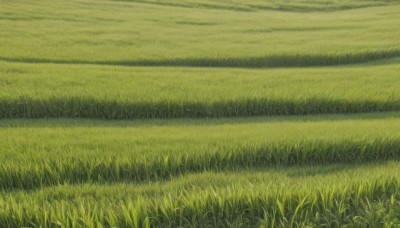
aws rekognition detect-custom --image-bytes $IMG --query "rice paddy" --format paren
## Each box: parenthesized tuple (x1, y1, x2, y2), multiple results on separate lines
(1, 0, 400, 227)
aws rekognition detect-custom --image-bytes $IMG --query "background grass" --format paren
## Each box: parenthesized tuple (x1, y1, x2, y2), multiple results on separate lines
(113, 0, 400, 12)
(1, 0, 400, 63)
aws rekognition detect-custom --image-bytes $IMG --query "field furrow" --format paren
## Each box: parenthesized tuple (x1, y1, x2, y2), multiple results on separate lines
(2, 48, 400, 67)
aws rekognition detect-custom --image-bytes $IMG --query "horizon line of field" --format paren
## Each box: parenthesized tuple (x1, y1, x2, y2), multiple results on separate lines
(1, 48, 400, 68)
(2, 137, 400, 190)
(1, 97, 399, 119)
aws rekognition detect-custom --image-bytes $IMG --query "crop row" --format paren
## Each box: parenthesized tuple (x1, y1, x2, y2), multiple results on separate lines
(1, 163, 400, 227)
(1, 97, 400, 119)
(1, 138, 400, 190)
(2, 114, 400, 189)
(2, 60, 400, 119)
(2, 49, 400, 68)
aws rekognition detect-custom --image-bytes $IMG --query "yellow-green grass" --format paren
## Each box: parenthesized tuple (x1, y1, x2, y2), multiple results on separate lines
(1, 60, 400, 118)
(1, 162, 400, 227)
(114, 0, 400, 12)
(1, 113, 400, 189)
(1, 0, 400, 66)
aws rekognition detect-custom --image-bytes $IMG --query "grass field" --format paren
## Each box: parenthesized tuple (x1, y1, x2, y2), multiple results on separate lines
(1, 0, 400, 64)
(1, 0, 400, 227)
(2, 60, 400, 118)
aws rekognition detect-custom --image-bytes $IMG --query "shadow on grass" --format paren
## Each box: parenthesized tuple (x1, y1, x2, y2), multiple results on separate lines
(0, 97, 399, 120)
(1, 111, 400, 129)
(1, 138, 400, 191)
(1, 49, 400, 68)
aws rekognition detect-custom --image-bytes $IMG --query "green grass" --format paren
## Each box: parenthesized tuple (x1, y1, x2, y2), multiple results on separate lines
(115, 0, 400, 12)
(2, 162, 400, 227)
(1, 113, 400, 189)
(1, 60, 400, 118)
(1, 0, 400, 64)
(2, 0, 400, 226)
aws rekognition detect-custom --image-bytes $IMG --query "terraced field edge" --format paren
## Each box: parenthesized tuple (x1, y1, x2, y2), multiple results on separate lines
(1, 97, 399, 119)
(1, 48, 399, 68)
(2, 138, 400, 190)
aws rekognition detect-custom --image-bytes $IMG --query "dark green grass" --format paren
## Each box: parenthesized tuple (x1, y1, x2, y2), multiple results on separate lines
(1, 48, 399, 68)
(1, 96, 400, 119)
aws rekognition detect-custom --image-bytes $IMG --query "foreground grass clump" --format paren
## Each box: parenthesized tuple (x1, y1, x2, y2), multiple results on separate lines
(1, 113, 400, 189)
(1, 163, 400, 227)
